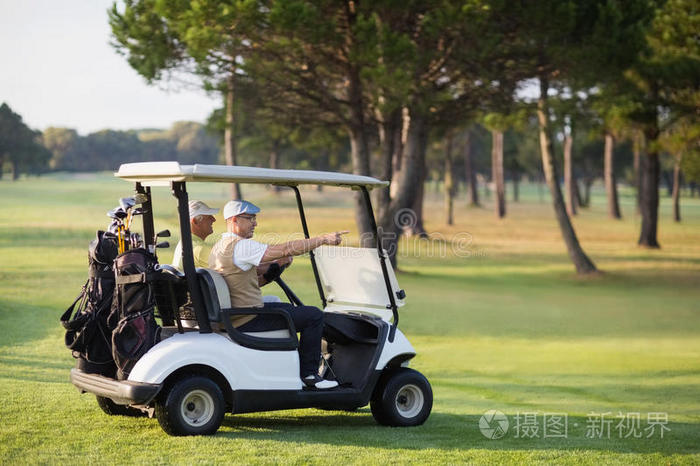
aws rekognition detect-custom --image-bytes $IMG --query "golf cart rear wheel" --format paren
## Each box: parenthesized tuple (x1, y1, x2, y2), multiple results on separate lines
(96, 396, 146, 417)
(155, 376, 225, 436)
(370, 368, 432, 427)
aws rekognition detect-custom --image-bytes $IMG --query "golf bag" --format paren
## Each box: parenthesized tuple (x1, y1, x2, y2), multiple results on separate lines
(109, 248, 161, 380)
(60, 231, 119, 377)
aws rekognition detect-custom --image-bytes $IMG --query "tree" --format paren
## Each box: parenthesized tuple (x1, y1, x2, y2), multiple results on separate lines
(603, 132, 622, 219)
(659, 116, 700, 222)
(482, 114, 507, 218)
(109, 0, 265, 199)
(42, 127, 82, 171)
(511, 0, 656, 274)
(0, 103, 50, 180)
(610, 0, 699, 246)
(462, 128, 480, 206)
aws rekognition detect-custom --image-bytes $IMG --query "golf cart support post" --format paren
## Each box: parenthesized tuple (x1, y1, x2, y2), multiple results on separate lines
(117, 163, 399, 338)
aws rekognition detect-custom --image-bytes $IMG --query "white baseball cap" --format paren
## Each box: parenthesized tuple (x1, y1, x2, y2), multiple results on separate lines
(223, 200, 261, 219)
(188, 200, 219, 219)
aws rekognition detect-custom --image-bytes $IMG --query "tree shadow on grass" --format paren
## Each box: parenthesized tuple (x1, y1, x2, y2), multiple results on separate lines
(0, 298, 63, 348)
(218, 412, 700, 455)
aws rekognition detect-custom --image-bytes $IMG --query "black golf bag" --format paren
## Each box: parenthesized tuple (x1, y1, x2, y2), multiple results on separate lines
(60, 231, 119, 377)
(109, 248, 161, 380)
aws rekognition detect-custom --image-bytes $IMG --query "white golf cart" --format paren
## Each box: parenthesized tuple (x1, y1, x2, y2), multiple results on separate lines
(69, 162, 432, 436)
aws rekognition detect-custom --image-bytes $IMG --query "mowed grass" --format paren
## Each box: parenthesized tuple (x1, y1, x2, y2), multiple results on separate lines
(0, 172, 699, 464)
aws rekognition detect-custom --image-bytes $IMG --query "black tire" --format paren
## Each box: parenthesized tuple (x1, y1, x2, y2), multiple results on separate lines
(370, 368, 432, 427)
(155, 376, 225, 436)
(96, 396, 146, 417)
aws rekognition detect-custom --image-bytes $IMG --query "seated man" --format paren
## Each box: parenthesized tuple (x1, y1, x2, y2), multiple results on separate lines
(209, 199, 347, 390)
(172, 200, 219, 270)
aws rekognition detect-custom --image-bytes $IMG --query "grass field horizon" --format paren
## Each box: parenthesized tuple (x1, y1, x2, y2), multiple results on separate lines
(1, 172, 699, 464)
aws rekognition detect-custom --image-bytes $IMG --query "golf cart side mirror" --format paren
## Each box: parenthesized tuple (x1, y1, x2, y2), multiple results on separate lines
(156, 229, 171, 238)
(156, 241, 170, 249)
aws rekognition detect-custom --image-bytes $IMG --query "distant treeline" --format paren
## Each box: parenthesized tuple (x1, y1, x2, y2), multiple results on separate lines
(0, 100, 648, 187)
(43, 121, 220, 172)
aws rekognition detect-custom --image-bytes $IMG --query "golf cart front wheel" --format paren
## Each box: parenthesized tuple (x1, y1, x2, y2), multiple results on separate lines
(155, 375, 225, 436)
(370, 368, 432, 427)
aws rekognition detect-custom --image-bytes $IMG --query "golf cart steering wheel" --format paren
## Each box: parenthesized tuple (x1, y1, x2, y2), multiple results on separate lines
(262, 262, 288, 283)
(261, 263, 304, 306)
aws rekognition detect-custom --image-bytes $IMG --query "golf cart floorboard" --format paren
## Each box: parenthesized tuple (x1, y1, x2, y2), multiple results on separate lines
(232, 386, 370, 414)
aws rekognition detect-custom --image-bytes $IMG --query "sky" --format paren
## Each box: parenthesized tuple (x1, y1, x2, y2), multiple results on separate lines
(0, 0, 219, 135)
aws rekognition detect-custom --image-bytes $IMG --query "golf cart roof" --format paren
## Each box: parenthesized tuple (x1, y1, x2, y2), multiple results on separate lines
(116, 162, 388, 189)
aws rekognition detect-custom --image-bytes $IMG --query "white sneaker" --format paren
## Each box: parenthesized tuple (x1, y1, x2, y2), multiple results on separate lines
(303, 374, 338, 389)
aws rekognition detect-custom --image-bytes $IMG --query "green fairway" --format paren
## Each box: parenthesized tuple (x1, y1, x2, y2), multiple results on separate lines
(1, 173, 699, 464)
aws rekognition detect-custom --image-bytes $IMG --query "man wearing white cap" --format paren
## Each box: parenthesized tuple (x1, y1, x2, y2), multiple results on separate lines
(209, 199, 348, 390)
(172, 200, 219, 270)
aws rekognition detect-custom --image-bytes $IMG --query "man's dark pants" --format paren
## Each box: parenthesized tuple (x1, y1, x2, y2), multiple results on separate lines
(237, 303, 323, 377)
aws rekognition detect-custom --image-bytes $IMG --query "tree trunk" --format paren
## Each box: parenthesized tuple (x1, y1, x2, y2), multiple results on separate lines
(638, 124, 661, 248)
(537, 77, 597, 274)
(604, 133, 621, 219)
(224, 74, 242, 200)
(11, 162, 18, 181)
(573, 179, 584, 208)
(380, 108, 429, 266)
(463, 130, 479, 206)
(407, 174, 428, 237)
(491, 130, 506, 218)
(444, 131, 456, 225)
(663, 171, 674, 197)
(268, 140, 282, 193)
(389, 107, 409, 199)
(633, 131, 642, 215)
(376, 108, 401, 221)
(513, 171, 520, 202)
(564, 134, 577, 216)
(347, 62, 374, 246)
(672, 158, 681, 222)
(348, 124, 374, 245)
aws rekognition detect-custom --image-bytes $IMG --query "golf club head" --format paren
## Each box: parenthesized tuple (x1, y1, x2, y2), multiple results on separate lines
(131, 207, 144, 216)
(119, 197, 136, 210)
(133, 193, 148, 205)
(130, 233, 143, 248)
(107, 207, 127, 220)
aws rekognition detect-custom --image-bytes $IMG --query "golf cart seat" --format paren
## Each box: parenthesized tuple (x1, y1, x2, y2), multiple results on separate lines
(196, 268, 291, 339)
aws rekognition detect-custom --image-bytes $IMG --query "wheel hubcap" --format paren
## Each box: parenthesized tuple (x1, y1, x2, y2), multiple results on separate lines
(180, 389, 215, 427)
(395, 384, 424, 418)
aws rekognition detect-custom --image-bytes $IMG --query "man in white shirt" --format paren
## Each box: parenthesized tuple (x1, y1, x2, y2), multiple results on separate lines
(172, 200, 219, 270)
(209, 199, 347, 390)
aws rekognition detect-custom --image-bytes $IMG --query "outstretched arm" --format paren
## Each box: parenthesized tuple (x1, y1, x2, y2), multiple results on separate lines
(260, 231, 348, 263)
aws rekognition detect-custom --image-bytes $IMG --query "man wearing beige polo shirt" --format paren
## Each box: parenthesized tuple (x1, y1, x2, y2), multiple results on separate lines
(209, 199, 347, 390)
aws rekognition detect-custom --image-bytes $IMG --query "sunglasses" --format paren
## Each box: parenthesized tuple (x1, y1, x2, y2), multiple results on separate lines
(237, 214, 257, 221)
